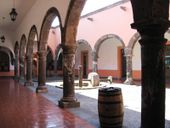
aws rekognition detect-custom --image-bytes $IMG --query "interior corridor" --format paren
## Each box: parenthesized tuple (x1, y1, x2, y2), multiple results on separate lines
(0, 77, 95, 128)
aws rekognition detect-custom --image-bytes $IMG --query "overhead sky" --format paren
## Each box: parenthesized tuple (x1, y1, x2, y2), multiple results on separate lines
(52, 0, 121, 27)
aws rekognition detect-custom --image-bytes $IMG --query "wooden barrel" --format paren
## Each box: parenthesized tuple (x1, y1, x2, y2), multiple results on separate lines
(98, 87, 124, 128)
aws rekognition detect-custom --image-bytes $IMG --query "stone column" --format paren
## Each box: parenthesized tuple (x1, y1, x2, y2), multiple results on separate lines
(92, 51, 98, 72)
(124, 47, 134, 85)
(24, 55, 34, 86)
(58, 45, 80, 108)
(78, 65, 83, 87)
(130, 0, 169, 127)
(14, 52, 19, 81)
(19, 55, 25, 81)
(131, 23, 169, 128)
(36, 51, 48, 93)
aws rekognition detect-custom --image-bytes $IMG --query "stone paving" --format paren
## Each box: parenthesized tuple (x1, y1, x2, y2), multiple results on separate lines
(27, 78, 170, 128)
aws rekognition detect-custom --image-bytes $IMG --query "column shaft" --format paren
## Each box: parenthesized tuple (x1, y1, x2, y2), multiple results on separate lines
(124, 48, 133, 85)
(140, 36, 166, 128)
(25, 56, 34, 86)
(36, 51, 48, 93)
(58, 45, 80, 108)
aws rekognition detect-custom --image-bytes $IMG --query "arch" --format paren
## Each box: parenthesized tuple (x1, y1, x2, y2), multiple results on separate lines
(19, 34, 27, 59)
(63, 0, 86, 45)
(46, 46, 54, 76)
(0, 51, 10, 72)
(94, 34, 125, 57)
(0, 46, 14, 65)
(54, 44, 63, 72)
(26, 25, 38, 57)
(76, 39, 93, 51)
(14, 41, 19, 55)
(19, 34, 27, 79)
(39, 7, 62, 51)
(76, 39, 93, 77)
(127, 32, 140, 49)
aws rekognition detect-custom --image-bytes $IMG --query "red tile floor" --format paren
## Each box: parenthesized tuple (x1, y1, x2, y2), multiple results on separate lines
(0, 78, 95, 128)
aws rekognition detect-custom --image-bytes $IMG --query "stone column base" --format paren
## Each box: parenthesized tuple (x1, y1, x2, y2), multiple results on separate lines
(36, 86, 48, 93)
(24, 81, 34, 86)
(124, 78, 134, 85)
(58, 98, 80, 108)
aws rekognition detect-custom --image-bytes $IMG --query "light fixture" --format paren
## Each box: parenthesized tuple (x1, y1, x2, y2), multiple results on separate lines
(0, 36, 5, 43)
(9, 0, 18, 21)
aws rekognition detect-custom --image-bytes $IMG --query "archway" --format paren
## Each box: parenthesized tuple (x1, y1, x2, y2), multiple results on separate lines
(0, 51, 9, 72)
(55, 44, 63, 76)
(25, 25, 38, 85)
(46, 46, 54, 77)
(94, 34, 125, 79)
(19, 34, 27, 80)
(37, 7, 62, 93)
(76, 39, 92, 78)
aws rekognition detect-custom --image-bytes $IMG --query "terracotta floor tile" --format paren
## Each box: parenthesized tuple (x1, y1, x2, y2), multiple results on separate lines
(0, 78, 95, 128)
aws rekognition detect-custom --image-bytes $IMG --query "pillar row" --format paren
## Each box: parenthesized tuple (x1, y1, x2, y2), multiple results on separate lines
(58, 45, 80, 108)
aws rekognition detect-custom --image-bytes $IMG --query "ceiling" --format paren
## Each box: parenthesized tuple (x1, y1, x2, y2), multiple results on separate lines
(0, 0, 37, 31)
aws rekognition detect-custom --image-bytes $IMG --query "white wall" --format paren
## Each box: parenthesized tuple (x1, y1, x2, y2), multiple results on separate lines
(98, 38, 122, 70)
(77, 1, 136, 49)
(132, 41, 141, 70)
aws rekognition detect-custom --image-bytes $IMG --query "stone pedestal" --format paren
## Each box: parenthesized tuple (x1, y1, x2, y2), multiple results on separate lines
(36, 51, 48, 93)
(58, 45, 80, 108)
(88, 72, 100, 86)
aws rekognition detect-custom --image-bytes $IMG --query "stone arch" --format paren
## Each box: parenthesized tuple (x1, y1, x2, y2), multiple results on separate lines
(0, 46, 14, 72)
(25, 25, 39, 85)
(26, 25, 38, 57)
(94, 34, 126, 79)
(46, 46, 54, 77)
(19, 34, 27, 60)
(19, 34, 27, 79)
(94, 34, 125, 58)
(14, 41, 19, 56)
(76, 39, 92, 51)
(127, 32, 140, 49)
(75, 39, 93, 77)
(54, 44, 62, 71)
(63, 0, 86, 46)
(39, 7, 62, 51)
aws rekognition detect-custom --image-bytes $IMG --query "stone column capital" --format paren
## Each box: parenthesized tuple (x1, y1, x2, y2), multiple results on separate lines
(124, 47, 132, 57)
(131, 20, 170, 37)
(61, 45, 77, 54)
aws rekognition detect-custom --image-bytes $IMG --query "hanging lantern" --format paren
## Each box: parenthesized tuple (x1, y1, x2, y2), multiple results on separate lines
(9, 8, 18, 21)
